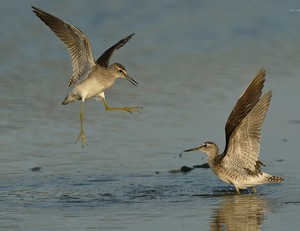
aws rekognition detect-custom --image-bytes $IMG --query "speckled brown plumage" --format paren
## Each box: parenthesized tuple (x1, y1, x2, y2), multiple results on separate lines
(182, 69, 284, 193)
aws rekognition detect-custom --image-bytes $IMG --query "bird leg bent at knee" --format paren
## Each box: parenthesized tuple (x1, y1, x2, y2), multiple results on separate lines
(102, 98, 142, 113)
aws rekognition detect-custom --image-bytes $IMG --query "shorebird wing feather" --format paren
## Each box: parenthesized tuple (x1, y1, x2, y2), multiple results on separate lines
(32, 6, 96, 86)
(224, 68, 265, 153)
(96, 34, 135, 67)
(222, 91, 272, 174)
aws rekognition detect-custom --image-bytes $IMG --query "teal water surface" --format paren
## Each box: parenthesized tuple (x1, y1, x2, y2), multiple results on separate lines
(0, 0, 300, 230)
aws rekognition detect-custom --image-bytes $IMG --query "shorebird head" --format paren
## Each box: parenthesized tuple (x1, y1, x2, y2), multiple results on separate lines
(111, 63, 138, 86)
(180, 141, 219, 157)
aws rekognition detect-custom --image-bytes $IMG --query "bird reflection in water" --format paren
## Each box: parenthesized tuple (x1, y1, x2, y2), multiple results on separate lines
(209, 195, 267, 231)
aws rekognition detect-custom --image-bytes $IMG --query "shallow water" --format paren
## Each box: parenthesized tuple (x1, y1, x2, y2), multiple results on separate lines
(1, 0, 300, 230)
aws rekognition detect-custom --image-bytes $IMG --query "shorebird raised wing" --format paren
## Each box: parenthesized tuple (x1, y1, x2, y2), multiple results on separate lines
(222, 91, 272, 175)
(96, 34, 135, 67)
(223, 68, 265, 154)
(32, 6, 96, 87)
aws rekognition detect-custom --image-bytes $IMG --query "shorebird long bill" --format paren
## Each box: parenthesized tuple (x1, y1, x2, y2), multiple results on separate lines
(179, 145, 201, 158)
(125, 75, 139, 87)
(183, 146, 202, 153)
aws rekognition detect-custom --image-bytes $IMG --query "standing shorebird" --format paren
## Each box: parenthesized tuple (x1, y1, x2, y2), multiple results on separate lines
(181, 69, 283, 194)
(32, 7, 142, 147)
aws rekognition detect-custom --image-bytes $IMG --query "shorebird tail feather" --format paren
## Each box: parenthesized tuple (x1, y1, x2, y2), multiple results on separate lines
(267, 175, 284, 182)
(62, 95, 77, 105)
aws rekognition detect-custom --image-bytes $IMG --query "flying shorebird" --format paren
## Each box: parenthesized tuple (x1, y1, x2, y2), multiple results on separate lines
(181, 68, 283, 193)
(32, 6, 142, 147)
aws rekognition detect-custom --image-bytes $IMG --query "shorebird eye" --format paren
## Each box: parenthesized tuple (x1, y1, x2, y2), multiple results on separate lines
(119, 69, 123, 73)
(203, 144, 207, 147)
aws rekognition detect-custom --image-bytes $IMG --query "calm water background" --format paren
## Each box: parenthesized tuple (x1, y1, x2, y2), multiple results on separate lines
(0, 0, 300, 230)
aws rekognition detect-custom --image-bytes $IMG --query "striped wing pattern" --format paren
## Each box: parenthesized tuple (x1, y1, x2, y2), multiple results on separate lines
(32, 6, 96, 86)
(222, 91, 272, 174)
(224, 68, 266, 153)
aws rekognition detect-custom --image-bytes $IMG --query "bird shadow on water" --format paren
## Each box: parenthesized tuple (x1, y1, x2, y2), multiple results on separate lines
(208, 194, 270, 231)
(188, 185, 285, 231)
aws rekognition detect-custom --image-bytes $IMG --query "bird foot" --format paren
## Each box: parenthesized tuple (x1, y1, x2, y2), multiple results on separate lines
(75, 130, 88, 148)
(123, 106, 143, 113)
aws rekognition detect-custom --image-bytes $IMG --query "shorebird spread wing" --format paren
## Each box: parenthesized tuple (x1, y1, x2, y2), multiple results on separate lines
(223, 68, 265, 154)
(32, 6, 96, 87)
(96, 33, 135, 67)
(222, 90, 272, 174)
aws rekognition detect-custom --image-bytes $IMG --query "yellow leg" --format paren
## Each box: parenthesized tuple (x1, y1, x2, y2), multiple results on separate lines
(75, 101, 88, 148)
(102, 98, 143, 113)
(251, 187, 257, 193)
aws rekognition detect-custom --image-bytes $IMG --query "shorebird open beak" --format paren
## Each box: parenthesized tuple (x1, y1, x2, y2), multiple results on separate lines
(125, 75, 139, 87)
(179, 146, 201, 157)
